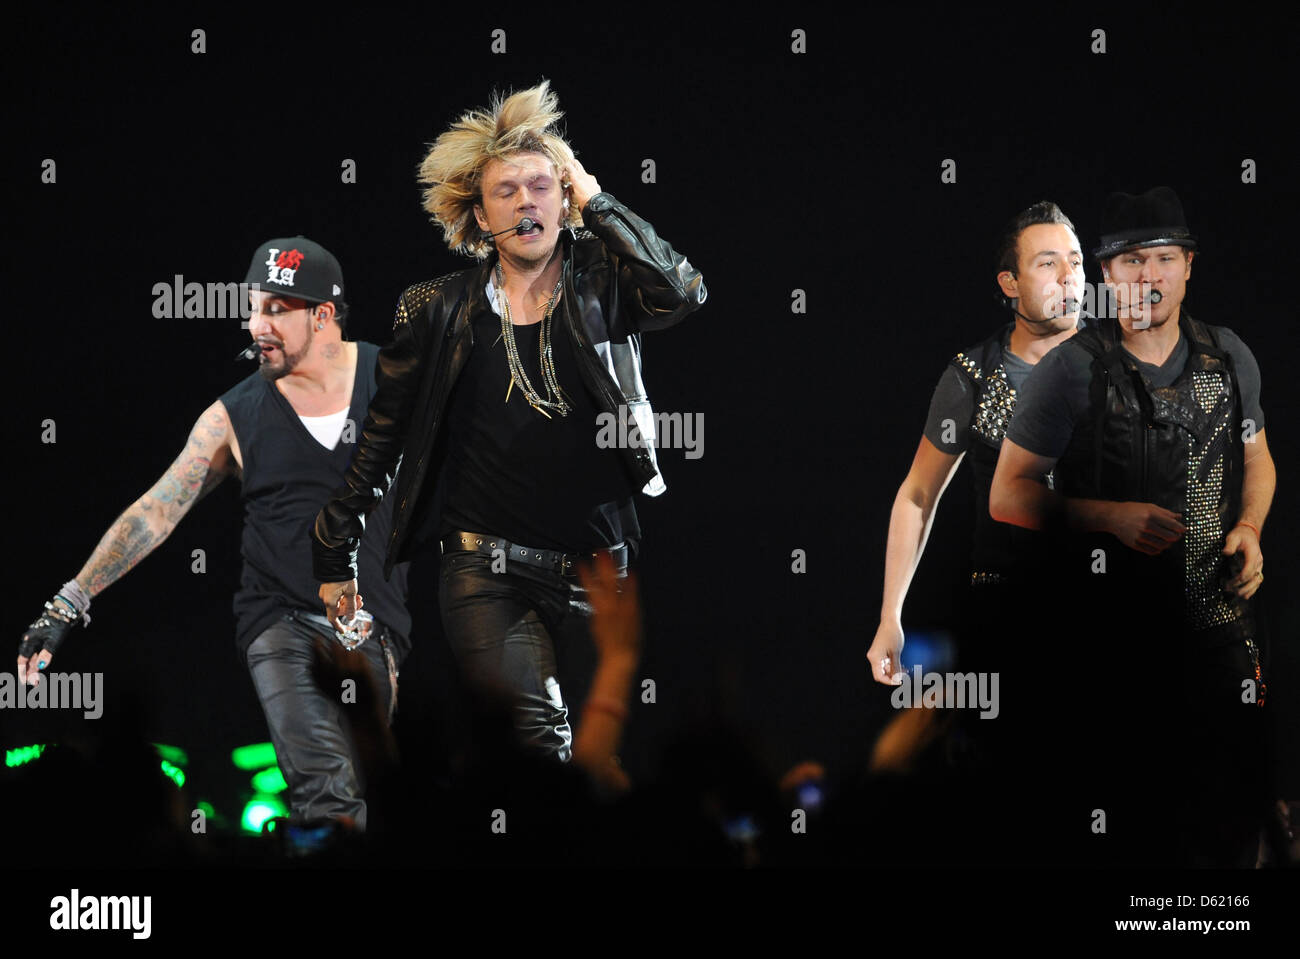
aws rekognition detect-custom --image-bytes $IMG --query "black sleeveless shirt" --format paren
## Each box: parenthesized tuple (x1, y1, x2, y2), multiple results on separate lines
(220, 342, 411, 660)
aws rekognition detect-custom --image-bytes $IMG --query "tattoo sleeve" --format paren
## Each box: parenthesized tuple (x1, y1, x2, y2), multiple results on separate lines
(75, 404, 232, 598)
(78, 511, 162, 597)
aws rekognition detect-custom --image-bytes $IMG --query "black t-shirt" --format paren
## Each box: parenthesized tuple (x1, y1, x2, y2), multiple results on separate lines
(221, 342, 411, 660)
(438, 286, 636, 551)
(1007, 325, 1265, 458)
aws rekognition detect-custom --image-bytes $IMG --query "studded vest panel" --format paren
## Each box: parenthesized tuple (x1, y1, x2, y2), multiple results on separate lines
(1056, 315, 1246, 631)
(950, 324, 1046, 580)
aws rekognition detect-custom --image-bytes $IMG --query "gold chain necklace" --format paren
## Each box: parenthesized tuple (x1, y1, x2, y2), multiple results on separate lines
(495, 261, 571, 418)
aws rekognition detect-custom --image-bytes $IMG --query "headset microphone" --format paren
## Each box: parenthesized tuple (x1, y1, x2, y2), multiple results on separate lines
(995, 292, 1081, 325)
(484, 218, 540, 240)
(1109, 289, 1163, 317)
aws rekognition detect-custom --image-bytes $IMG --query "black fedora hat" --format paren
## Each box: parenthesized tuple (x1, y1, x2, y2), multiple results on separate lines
(1093, 186, 1198, 259)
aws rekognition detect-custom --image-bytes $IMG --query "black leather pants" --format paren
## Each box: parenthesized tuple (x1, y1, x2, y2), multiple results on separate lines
(437, 550, 617, 763)
(245, 612, 395, 830)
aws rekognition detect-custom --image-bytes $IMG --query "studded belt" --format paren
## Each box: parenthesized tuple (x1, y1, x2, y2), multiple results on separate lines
(439, 530, 628, 577)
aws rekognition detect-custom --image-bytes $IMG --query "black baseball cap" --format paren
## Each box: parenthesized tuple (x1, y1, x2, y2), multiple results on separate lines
(244, 236, 345, 306)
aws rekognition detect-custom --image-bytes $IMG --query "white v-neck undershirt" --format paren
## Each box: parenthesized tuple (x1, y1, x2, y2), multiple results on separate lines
(297, 407, 349, 449)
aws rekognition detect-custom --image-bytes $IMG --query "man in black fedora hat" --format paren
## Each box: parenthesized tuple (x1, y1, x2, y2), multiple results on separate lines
(989, 186, 1276, 866)
(18, 236, 411, 852)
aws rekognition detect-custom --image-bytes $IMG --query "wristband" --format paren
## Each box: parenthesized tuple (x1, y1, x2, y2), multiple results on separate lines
(1235, 520, 1262, 540)
(55, 579, 93, 626)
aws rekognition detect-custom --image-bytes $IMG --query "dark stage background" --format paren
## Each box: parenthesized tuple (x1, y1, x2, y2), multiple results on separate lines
(6, 7, 1296, 850)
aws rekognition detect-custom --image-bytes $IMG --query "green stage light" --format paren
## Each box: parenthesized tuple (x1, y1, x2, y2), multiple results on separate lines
(251, 767, 288, 794)
(241, 796, 288, 833)
(152, 743, 189, 766)
(5, 744, 46, 768)
(231, 742, 278, 771)
(160, 760, 186, 789)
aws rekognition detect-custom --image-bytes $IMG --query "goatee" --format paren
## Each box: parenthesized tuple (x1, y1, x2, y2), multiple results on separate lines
(257, 331, 311, 381)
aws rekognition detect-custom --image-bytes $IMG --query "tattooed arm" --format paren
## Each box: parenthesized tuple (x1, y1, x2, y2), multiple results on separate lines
(75, 400, 238, 597)
(19, 401, 238, 682)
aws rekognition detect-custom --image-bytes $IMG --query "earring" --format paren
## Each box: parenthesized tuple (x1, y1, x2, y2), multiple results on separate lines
(316, 322, 325, 331)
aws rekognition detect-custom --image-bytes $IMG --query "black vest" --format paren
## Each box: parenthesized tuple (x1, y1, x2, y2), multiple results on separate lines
(1056, 314, 1247, 634)
(949, 323, 1048, 581)
(221, 342, 411, 659)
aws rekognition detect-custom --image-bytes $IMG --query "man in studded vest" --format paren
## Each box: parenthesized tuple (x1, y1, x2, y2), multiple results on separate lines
(868, 201, 1086, 688)
(991, 186, 1276, 866)
(865, 203, 1090, 862)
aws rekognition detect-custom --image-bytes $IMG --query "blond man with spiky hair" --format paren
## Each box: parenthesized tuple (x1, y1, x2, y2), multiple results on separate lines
(417, 81, 584, 259)
(313, 81, 705, 762)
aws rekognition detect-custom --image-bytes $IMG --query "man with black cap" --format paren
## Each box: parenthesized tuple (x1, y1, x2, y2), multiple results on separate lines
(18, 236, 410, 851)
(990, 187, 1275, 866)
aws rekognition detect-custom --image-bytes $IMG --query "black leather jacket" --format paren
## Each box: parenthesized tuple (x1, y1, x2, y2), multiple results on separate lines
(312, 193, 706, 583)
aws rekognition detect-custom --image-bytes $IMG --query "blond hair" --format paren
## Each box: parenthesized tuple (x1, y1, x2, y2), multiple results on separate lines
(418, 81, 581, 259)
